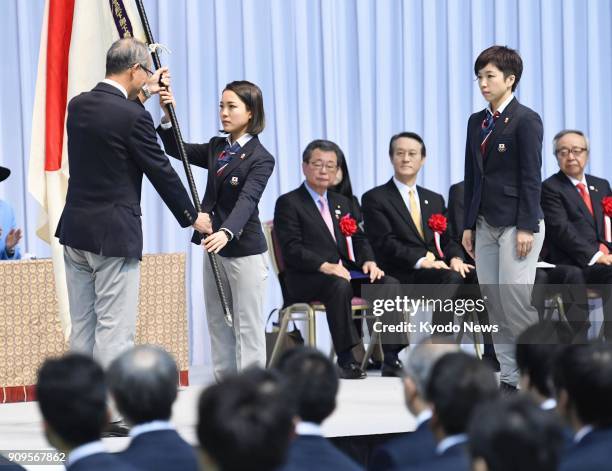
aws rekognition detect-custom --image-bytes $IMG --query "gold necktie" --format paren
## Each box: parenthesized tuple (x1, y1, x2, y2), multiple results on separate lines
(409, 189, 424, 239)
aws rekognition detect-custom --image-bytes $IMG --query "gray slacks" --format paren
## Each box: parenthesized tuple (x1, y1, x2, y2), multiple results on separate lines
(203, 252, 268, 381)
(475, 216, 544, 386)
(64, 246, 140, 368)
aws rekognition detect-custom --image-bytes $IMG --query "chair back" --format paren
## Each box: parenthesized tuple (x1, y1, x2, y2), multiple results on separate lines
(263, 220, 285, 276)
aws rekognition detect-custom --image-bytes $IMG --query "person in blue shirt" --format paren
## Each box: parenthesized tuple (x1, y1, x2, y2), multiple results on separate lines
(0, 165, 22, 260)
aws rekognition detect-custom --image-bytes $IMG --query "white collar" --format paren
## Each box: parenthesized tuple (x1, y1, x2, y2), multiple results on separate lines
(436, 433, 467, 455)
(295, 421, 324, 436)
(415, 409, 433, 428)
(226, 133, 253, 149)
(487, 93, 514, 115)
(67, 440, 106, 467)
(574, 425, 594, 443)
(101, 79, 128, 99)
(540, 398, 557, 411)
(393, 176, 418, 194)
(566, 174, 588, 190)
(129, 420, 174, 438)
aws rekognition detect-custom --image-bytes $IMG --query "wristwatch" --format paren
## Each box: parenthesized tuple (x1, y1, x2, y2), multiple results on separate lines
(220, 228, 233, 241)
(141, 84, 152, 99)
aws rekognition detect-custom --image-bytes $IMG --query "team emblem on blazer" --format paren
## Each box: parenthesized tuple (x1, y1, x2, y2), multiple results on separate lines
(230, 176, 239, 186)
(498, 143, 507, 153)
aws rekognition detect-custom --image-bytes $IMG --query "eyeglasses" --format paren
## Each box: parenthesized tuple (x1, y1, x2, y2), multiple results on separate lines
(309, 161, 338, 172)
(137, 63, 154, 77)
(556, 147, 587, 158)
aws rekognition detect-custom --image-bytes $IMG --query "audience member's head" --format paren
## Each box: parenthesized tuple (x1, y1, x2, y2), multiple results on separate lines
(468, 396, 565, 471)
(276, 347, 338, 424)
(301, 139, 341, 195)
(36, 354, 108, 452)
(197, 367, 294, 471)
(426, 352, 498, 440)
(107, 345, 178, 426)
(388, 132, 426, 185)
(516, 321, 573, 405)
(403, 337, 459, 416)
(553, 342, 612, 431)
(552, 129, 590, 181)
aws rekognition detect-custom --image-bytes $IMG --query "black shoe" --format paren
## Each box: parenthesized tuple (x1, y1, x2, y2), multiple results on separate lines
(499, 381, 518, 395)
(366, 358, 382, 370)
(381, 359, 404, 377)
(337, 361, 366, 379)
(102, 420, 130, 438)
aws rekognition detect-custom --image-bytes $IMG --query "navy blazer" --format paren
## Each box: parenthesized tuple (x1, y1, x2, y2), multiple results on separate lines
(560, 427, 612, 471)
(56, 83, 197, 259)
(361, 179, 464, 275)
(542, 171, 612, 267)
(274, 184, 375, 274)
(117, 429, 199, 471)
(280, 434, 363, 471)
(402, 442, 469, 471)
(67, 452, 140, 471)
(464, 98, 544, 233)
(158, 128, 274, 257)
(369, 418, 436, 471)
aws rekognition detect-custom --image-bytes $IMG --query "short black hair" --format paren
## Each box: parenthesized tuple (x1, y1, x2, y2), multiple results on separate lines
(276, 347, 339, 424)
(468, 396, 565, 471)
(328, 145, 355, 199)
(474, 45, 523, 92)
(553, 343, 612, 427)
(107, 345, 178, 424)
(426, 352, 499, 435)
(197, 367, 294, 471)
(302, 139, 341, 164)
(516, 322, 573, 398)
(36, 354, 107, 446)
(223, 81, 266, 135)
(388, 132, 426, 158)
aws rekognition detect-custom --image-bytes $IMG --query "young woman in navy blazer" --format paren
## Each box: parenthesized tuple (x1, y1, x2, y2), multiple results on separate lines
(157, 81, 274, 380)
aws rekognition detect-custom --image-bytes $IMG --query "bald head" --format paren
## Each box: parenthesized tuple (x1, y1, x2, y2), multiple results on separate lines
(107, 345, 178, 425)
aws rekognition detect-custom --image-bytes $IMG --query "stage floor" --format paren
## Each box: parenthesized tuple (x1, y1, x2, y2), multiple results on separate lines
(0, 371, 415, 470)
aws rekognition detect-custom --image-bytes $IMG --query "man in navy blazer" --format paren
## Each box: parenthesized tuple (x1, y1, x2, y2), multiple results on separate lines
(369, 339, 458, 471)
(36, 354, 139, 471)
(56, 38, 208, 369)
(108, 345, 199, 471)
(554, 343, 612, 471)
(277, 348, 363, 471)
(542, 129, 612, 339)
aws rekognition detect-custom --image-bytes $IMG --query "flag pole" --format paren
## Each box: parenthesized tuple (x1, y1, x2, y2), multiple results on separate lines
(133, 0, 233, 327)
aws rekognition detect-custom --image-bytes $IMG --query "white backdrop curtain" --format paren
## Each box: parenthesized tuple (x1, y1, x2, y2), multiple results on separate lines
(2, 0, 611, 366)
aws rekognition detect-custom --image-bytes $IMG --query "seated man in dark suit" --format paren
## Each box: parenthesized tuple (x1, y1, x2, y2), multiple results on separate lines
(553, 343, 612, 471)
(107, 345, 198, 471)
(198, 367, 294, 471)
(542, 129, 612, 339)
(274, 139, 406, 379)
(276, 347, 363, 471)
(369, 338, 458, 470)
(468, 396, 565, 471)
(408, 352, 499, 471)
(36, 354, 139, 471)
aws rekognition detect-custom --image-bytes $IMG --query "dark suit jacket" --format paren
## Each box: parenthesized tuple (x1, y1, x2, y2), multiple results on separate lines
(117, 429, 199, 471)
(560, 428, 612, 471)
(542, 171, 612, 267)
(274, 184, 375, 274)
(403, 442, 469, 471)
(280, 435, 363, 471)
(67, 452, 140, 471)
(0, 455, 26, 471)
(158, 128, 274, 257)
(464, 97, 543, 232)
(369, 418, 436, 471)
(56, 83, 197, 259)
(361, 179, 463, 276)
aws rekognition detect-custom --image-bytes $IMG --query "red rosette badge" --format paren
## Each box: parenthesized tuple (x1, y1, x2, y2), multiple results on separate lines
(339, 214, 358, 261)
(427, 213, 447, 258)
(603, 197, 612, 243)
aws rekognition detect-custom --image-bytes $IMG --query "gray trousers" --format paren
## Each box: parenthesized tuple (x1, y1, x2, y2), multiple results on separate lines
(64, 246, 140, 369)
(475, 217, 544, 386)
(203, 252, 268, 381)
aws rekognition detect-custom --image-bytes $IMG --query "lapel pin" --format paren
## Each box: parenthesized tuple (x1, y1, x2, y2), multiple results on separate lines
(498, 143, 506, 153)
(240, 153, 246, 160)
(334, 209, 341, 215)
(590, 185, 597, 191)
(230, 176, 239, 186)
(504, 117, 509, 124)
(424, 200, 429, 205)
